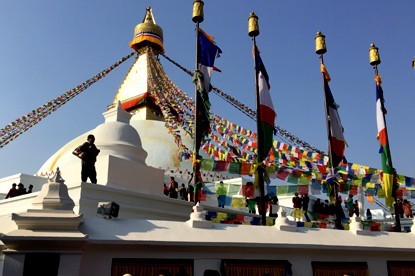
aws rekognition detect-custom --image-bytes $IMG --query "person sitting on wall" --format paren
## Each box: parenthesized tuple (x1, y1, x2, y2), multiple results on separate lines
(5, 183, 18, 199)
(17, 183, 26, 196)
(27, 184, 33, 194)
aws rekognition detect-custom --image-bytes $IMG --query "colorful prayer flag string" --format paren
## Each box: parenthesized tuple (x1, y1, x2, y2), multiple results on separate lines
(0, 52, 135, 148)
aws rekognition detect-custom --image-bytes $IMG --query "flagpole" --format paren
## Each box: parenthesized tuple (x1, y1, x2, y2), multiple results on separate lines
(249, 12, 266, 226)
(369, 43, 401, 232)
(315, 31, 342, 229)
(192, 0, 204, 204)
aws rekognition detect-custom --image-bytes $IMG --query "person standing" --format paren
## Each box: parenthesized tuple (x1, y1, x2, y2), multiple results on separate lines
(302, 193, 310, 222)
(187, 184, 194, 202)
(397, 199, 404, 218)
(168, 177, 178, 199)
(345, 194, 354, 217)
(187, 173, 194, 202)
(353, 200, 360, 217)
(74, 134, 100, 183)
(269, 196, 279, 217)
(334, 195, 345, 230)
(216, 181, 227, 208)
(179, 183, 188, 200)
(292, 193, 302, 221)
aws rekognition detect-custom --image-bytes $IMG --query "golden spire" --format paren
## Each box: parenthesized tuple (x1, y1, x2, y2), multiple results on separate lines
(130, 7, 164, 54)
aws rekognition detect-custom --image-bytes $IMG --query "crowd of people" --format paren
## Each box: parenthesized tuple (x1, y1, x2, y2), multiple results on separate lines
(162, 178, 281, 216)
(162, 178, 415, 223)
(308, 193, 415, 225)
(5, 183, 33, 199)
(310, 194, 361, 220)
(163, 177, 195, 202)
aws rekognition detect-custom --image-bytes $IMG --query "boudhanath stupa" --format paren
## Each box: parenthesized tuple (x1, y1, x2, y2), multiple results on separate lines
(1, 7, 415, 276)
(38, 8, 192, 181)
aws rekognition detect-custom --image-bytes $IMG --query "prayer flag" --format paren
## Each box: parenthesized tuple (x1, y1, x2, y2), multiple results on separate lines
(217, 212, 227, 220)
(276, 169, 289, 180)
(201, 159, 214, 171)
(405, 177, 415, 187)
(198, 29, 222, 92)
(288, 185, 299, 195)
(231, 197, 246, 209)
(213, 161, 229, 171)
(254, 45, 276, 161)
(228, 162, 240, 174)
(321, 64, 346, 168)
(240, 162, 252, 175)
(287, 173, 300, 184)
(298, 185, 309, 195)
(376, 79, 394, 207)
(193, 29, 222, 153)
(277, 185, 288, 196)
(241, 184, 255, 198)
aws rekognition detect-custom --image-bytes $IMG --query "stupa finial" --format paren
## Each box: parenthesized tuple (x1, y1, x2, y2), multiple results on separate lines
(130, 7, 164, 54)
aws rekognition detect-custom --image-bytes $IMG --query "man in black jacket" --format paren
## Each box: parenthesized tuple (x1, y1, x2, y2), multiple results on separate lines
(77, 134, 100, 183)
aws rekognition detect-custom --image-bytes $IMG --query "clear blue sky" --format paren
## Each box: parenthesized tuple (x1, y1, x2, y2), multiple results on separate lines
(0, 1, 414, 179)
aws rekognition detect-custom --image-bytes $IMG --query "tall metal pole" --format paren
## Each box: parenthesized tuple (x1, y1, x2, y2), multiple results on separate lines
(249, 12, 266, 225)
(315, 31, 342, 229)
(319, 57, 339, 200)
(369, 43, 401, 231)
(193, 21, 200, 194)
(192, 0, 204, 204)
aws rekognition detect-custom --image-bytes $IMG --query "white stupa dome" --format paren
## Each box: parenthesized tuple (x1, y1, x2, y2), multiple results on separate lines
(37, 105, 184, 175)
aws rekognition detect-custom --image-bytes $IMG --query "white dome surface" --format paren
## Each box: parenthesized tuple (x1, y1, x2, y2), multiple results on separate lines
(129, 119, 192, 169)
(94, 121, 142, 148)
(37, 118, 190, 175)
